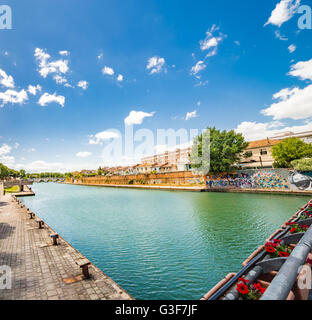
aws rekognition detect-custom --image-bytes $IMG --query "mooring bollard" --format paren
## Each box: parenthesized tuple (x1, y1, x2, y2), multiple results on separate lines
(75, 259, 91, 278)
(50, 233, 59, 245)
(27, 211, 34, 219)
(35, 219, 44, 229)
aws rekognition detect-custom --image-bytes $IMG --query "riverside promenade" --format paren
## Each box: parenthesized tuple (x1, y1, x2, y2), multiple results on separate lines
(0, 193, 133, 300)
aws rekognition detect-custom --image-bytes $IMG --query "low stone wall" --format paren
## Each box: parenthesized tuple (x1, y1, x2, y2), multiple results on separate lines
(69, 171, 205, 186)
(0, 182, 4, 196)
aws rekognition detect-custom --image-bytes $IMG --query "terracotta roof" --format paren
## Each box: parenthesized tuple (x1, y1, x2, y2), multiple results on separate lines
(246, 139, 281, 149)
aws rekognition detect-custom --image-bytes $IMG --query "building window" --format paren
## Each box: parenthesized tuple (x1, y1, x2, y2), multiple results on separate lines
(260, 149, 267, 155)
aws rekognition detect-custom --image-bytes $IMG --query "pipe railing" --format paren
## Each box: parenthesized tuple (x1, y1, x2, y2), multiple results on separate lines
(261, 224, 312, 300)
(207, 202, 310, 300)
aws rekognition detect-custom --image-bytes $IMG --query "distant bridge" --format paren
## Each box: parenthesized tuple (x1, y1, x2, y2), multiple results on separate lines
(33, 177, 65, 183)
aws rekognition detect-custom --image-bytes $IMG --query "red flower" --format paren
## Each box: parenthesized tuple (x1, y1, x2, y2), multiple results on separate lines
(253, 283, 266, 294)
(273, 239, 282, 243)
(290, 228, 298, 233)
(238, 277, 249, 284)
(265, 246, 276, 253)
(236, 283, 249, 295)
(259, 287, 266, 294)
(271, 243, 279, 248)
(279, 251, 290, 257)
(306, 258, 312, 265)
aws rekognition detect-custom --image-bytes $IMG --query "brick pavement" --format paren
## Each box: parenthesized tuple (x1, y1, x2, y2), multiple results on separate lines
(0, 194, 133, 300)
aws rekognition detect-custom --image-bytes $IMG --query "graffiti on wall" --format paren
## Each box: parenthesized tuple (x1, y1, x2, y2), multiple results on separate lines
(206, 169, 312, 191)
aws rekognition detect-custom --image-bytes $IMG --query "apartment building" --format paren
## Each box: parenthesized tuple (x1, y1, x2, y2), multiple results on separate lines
(239, 138, 281, 169)
(269, 130, 312, 144)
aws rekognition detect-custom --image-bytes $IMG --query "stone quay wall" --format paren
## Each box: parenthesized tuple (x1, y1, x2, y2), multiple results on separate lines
(69, 171, 205, 186)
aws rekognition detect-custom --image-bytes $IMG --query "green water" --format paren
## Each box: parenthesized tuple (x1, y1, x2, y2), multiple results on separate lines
(21, 183, 310, 300)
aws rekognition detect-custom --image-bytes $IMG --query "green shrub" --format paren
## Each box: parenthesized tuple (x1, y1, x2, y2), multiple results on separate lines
(291, 158, 312, 171)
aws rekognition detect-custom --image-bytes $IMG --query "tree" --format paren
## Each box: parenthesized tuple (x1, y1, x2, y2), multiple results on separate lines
(190, 127, 248, 174)
(97, 167, 104, 176)
(0, 163, 9, 180)
(19, 169, 26, 178)
(272, 138, 312, 168)
(291, 158, 312, 171)
(65, 172, 73, 179)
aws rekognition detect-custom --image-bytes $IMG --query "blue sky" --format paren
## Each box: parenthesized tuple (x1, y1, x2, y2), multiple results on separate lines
(0, 0, 312, 172)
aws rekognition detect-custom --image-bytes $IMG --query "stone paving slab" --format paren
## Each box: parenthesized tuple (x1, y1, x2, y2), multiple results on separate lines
(0, 194, 133, 300)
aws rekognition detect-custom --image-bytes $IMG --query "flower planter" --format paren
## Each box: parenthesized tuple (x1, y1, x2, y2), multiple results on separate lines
(200, 273, 236, 300)
(242, 245, 265, 267)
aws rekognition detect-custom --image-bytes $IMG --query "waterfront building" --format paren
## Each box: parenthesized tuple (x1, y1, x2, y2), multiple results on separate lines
(269, 130, 312, 144)
(141, 147, 191, 172)
(239, 138, 281, 169)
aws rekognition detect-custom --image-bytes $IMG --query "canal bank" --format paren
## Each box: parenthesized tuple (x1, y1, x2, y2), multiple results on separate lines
(66, 182, 312, 196)
(0, 192, 133, 300)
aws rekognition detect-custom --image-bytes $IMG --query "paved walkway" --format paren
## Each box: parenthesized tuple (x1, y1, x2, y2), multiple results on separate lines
(0, 194, 133, 300)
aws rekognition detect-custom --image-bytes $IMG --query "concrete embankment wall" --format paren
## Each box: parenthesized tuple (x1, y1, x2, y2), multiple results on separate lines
(206, 168, 312, 192)
(69, 171, 205, 186)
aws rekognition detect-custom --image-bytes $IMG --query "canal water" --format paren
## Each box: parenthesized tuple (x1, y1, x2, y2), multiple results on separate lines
(21, 183, 310, 300)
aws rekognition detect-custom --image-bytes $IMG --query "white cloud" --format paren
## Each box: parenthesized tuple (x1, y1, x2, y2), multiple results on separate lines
(102, 66, 114, 76)
(185, 110, 198, 120)
(15, 160, 64, 172)
(261, 60, 312, 120)
(234, 40, 240, 46)
(28, 85, 42, 96)
(77, 80, 88, 90)
(0, 143, 15, 166)
(76, 151, 92, 158)
(275, 30, 288, 41)
(34, 48, 69, 82)
(0, 69, 15, 88)
(89, 130, 120, 145)
(59, 50, 70, 56)
(261, 85, 312, 120)
(288, 44, 297, 53)
(0, 89, 28, 106)
(146, 56, 166, 74)
(288, 59, 312, 81)
(38, 92, 65, 107)
(190, 61, 206, 75)
(0, 143, 12, 156)
(64, 83, 74, 88)
(199, 25, 226, 58)
(124, 110, 155, 126)
(117, 74, 123, 82)
(194, 80, 209, 87)
(0, 155, 15, 166)
(53, 75, 67, 85)
(235, 120, 312, 141)
(264, 0, 301, 27)
(97, 53, 103, 60)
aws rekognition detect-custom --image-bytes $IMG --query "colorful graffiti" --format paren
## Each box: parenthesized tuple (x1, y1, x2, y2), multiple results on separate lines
(289, 171, 312, 191)
(206, 169, 312, 191)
